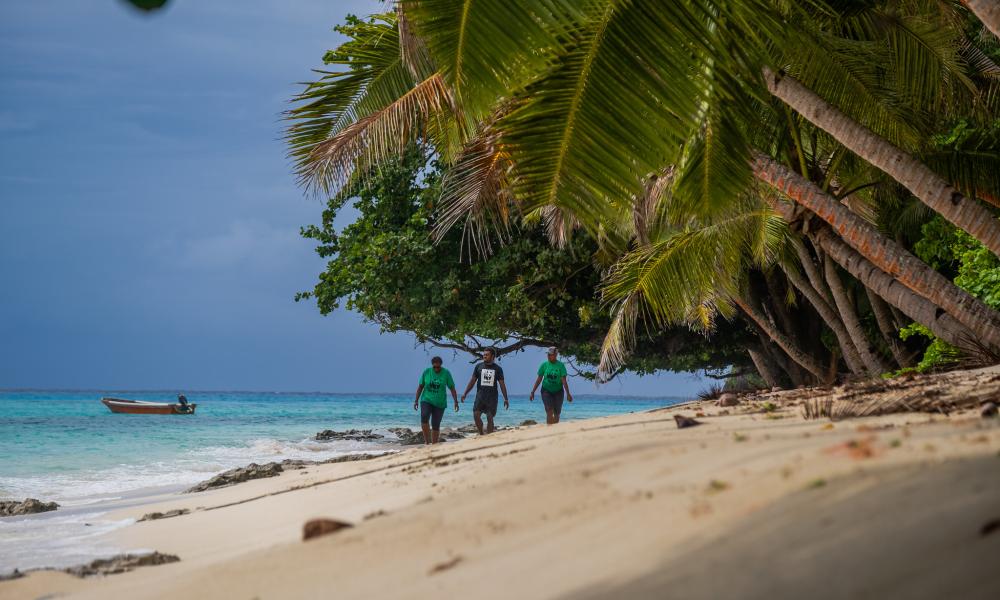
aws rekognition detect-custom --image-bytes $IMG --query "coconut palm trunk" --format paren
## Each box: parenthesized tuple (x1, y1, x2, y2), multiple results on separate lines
(732, 295, 828, 381)
(753, 153, 1000, 352)
(792, 238, 832, 304)
(822, 257, 888, 374)
(864, 286, 914, 368)
(770, 198, 977, 350)
(762, 67, 1000, 258)
(780, 263, 867, 375)
(748, 347, 782, 388)
(966, 1, 1000, 38)
(811, 227, 978, 350)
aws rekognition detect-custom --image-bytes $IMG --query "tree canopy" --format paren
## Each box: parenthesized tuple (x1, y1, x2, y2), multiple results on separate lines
(287, 3, 1000, 389)
(297, 144, 754, 379)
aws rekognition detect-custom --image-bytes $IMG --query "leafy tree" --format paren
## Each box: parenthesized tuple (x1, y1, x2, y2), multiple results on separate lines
(296, 145, 754, 379)
(286, 4, 1000, 387)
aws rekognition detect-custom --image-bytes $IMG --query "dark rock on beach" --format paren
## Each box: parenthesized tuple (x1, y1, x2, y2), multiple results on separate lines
(520, 420, 538, 426)
(303, 518, 353, 541)
(674, 414, 702, 429)
(138, 509, 189, 522)
(0, 569, 24, 581)
(716, 393, 740, 407)
(388, 427, 470, 445)
(185, 454, 382, 493)
(315, 429, 384, 442)
(392, 428, 431, 445)
(184, 462, 284, 493)
(0, 498, 59, 517)
(981, 402, 998, 418)
(63, 552, 179, 578)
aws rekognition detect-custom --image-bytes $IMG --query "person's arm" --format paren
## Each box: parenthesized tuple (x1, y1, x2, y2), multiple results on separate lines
(451, 386, 459, 411)
(499, 378, 509, 409)
(529, 376, 542, 401)
(461, 375, 476, 400)
(562, 376, 573, 402)
(414, 384, 424, 410)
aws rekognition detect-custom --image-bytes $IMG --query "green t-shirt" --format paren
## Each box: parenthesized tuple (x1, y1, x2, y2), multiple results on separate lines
(538, 360, 567, 393)
(419, 367, 455, 408)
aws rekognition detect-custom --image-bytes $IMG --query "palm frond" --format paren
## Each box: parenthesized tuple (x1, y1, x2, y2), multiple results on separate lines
(432, 115, 515, 258)
(287, 14, 435, 193)
(399, 0, 588, 127)
(597, 292, 641, 380)
(299, 73, 454, 195)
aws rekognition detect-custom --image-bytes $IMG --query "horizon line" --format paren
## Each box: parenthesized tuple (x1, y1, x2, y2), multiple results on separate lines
(0, 387, 692, 400)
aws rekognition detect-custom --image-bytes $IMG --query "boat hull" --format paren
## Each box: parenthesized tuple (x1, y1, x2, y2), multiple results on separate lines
(101, 397, 197, 415)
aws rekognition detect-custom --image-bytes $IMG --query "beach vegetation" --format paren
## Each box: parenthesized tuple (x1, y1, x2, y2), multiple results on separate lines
(286, 2, 1000, 390)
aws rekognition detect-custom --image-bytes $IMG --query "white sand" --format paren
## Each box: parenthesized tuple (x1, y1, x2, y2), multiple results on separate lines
(3, 391, 999, 600)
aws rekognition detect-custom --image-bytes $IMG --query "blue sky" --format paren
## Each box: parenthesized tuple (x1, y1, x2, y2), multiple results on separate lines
(0, 0, 706, 396)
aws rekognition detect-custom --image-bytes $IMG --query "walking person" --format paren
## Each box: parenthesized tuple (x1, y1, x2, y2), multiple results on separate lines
(529, 347, 573, 424)
(460, 347, 509, 434)
(414, 356, 459, 444)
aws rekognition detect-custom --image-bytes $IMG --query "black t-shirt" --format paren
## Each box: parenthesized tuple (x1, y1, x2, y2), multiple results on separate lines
(473, 362, 504, 401)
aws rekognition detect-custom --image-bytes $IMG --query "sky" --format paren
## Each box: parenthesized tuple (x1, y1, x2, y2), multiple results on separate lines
(0, 0, 707, 397)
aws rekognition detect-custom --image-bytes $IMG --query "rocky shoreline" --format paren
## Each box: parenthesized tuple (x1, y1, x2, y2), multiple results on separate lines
(184, 422, 542, 493)
(0, 498, 59, 517)
(1, 552, 179, 581)
(184, 453, 383, 493)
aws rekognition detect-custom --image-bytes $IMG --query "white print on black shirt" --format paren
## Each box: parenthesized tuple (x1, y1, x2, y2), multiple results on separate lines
(480, 368, 496, 387)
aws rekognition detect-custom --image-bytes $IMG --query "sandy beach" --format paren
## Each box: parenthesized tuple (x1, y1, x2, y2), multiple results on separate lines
(3, 369, 999, 600)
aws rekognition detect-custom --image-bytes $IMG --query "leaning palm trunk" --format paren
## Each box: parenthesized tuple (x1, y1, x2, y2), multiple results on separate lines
(865, 286, 914, 368)
(823, 257, 888, 374)
(762, 67, 1000, 258)
(792, 238, 832, 304)
(966, 0, 1000, 38)
(770, 200, 977, 348)
(753, 153, 1000, 352)
(748, 347, 782, 388)
(780, 263, 867, 375)
(811, 227, 979, 351)
(732, 295, 828, 381)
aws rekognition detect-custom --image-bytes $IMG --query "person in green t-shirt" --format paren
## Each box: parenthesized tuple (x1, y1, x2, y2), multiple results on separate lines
(414, 356, 459, 444)
(529, 347, 573, 424)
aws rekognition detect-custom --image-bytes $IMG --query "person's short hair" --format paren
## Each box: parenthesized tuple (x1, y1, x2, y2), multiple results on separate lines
(484, 347, 497, 356)
(547, 346, 558, 355)
(431, 356, 443, 365)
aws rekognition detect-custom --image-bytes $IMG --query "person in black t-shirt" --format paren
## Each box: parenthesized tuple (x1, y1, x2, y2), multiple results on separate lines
(460, 347, 509, 434)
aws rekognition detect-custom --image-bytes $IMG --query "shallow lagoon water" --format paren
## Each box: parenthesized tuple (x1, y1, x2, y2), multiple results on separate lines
(0, 390, 687, 572)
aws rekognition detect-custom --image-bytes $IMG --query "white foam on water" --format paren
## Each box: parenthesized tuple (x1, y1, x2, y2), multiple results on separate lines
(0, 436, 392, 505)
(0, 435, 399, 573)
(0, 510, 133, 574)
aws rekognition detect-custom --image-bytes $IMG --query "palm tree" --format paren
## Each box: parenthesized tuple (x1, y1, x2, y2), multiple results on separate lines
(753, 154, 1000, 352)
(286, 3, 1000, 381)
(762, 66, 1000, 258)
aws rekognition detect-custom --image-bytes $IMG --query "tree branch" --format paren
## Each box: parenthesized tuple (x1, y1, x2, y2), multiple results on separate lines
(417, 335, 555, 361)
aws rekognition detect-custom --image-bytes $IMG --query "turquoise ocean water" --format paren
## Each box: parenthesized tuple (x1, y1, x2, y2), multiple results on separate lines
(0, 390, 687, 572)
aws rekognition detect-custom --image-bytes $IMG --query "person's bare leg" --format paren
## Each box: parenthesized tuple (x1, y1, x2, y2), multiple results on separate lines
(421, 423, 432, 444)
(545, 406, 556, 425)
(432, 429, 440, 444)
(486, 414, 495, 434)
(552, 412, 560, 424)
(473, 410, 484, 435)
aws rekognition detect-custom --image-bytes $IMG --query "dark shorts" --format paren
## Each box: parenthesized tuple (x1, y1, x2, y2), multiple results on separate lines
(541, 389, 564, 415)
(420, 401, 445, 429)
(473, 394, 498, 418)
